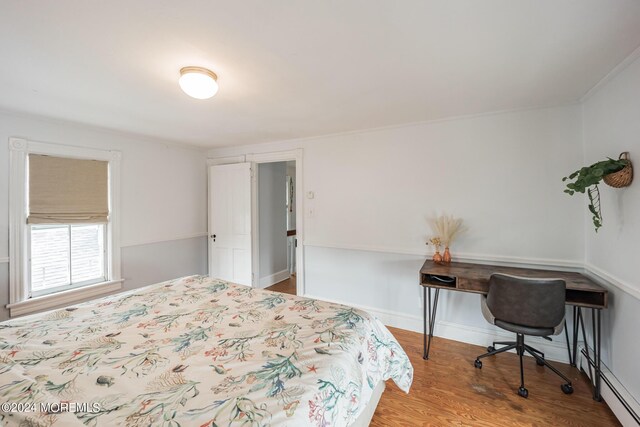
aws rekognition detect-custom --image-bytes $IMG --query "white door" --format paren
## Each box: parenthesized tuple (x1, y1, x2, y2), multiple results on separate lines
(208, 163, 252, 286)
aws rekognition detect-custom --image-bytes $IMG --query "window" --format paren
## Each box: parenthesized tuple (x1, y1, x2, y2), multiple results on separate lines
(8, 138, 122, 317)
(30, 224, 106, 297)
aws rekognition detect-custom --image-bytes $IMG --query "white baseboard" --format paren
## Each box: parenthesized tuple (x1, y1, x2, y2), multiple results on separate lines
(259, 269, 290, 289)
(304, 293, 571, 364)
(579, 346, 640, 426)
(435, 320, 570, 363)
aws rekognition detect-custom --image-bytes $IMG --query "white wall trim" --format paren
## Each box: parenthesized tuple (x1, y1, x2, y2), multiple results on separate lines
(8, 137, 122, 309)
(9, 138, 28, 304)
(580, 44, 640, 102)
(206, 155, 246, 166)
(246, 149, 302, 164)
(0, 107, 207, 152)
(305, 243, 640, 305)
(579, 346, 640, 426)
(304, 242, 585, 270)
(259, 269, 290, 289)
(121, 232, 208, 248)
(6, 279, 124, 318)
(584, 263, 640, 302)
(304, 293, 571, 364)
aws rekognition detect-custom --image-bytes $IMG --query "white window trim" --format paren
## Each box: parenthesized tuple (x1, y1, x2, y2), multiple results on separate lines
(7, 137, 122, 317)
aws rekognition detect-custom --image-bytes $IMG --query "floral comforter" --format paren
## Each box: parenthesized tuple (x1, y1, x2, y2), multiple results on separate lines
(0, 276, 413, 426)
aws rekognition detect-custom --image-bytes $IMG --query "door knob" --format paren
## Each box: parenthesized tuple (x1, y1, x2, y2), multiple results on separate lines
(211, 234, 216, 242)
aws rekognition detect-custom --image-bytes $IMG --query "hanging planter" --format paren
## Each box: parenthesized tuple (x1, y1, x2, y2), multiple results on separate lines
(562, 152, 632, 232)
(603, 152, 633, 188)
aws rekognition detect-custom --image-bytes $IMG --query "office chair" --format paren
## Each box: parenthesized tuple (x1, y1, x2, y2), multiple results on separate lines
(473, 273, 574, 398)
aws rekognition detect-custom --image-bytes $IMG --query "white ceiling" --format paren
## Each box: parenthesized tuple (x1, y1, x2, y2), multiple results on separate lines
(1, 1, 640, 148)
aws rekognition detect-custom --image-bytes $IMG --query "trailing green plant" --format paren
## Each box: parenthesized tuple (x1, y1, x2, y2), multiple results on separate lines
(562, 158, 628, 232)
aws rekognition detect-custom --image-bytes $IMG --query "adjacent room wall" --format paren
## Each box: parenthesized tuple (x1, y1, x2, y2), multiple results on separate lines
(209, 104, 585, 359)
(258, 162, 289, 287)
(582, 54, 640, 400)
(286, 160, 296, 231)
(0, 110, 208, 320)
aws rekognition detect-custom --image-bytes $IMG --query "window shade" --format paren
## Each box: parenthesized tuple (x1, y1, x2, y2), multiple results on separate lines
(28, 154, 109, 224)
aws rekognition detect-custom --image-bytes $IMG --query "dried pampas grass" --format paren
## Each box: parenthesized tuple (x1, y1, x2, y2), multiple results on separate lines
(429, 214, 465, 247)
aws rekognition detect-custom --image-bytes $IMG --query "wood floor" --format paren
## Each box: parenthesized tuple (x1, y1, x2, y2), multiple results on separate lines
(371, 328, 619, 426)
(265, 274, 297, 294)
(267, 278, 620, 426)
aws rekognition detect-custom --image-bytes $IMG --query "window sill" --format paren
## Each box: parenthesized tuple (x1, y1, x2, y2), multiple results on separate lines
(6, 279, 124, 318)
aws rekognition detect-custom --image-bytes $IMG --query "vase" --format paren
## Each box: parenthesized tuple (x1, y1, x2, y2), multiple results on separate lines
(443, 247, 452, 263)
(433, 250, 443, 263)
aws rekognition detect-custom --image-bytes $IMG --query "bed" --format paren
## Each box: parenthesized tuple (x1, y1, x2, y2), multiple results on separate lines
(0, 276, 413, 426)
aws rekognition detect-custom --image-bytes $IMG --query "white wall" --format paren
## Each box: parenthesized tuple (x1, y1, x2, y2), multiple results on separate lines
(304, 107, 585, 261)
(258, 162, 288, 286)
(212, 105, 584, 262)
(210, 104, 585, 344)
(582, 54, 640, 401)
(0, 110, 208, 319)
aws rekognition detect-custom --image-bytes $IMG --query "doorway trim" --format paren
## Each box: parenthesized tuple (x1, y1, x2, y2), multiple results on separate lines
(246, 149, 304, 296)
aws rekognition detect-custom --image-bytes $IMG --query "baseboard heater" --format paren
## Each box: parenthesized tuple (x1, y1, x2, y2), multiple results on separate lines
(579, 346, 640, 426)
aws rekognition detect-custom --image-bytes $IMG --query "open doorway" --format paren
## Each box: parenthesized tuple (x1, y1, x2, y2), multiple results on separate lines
(258, 161, 297, 295)
(207, 149, 303, 295)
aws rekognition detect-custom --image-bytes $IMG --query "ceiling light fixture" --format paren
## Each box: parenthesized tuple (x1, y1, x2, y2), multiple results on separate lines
(179, 66, 218, 99)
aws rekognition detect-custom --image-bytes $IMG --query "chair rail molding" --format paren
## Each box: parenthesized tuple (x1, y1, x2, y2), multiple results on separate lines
(121, 232, 208, 248)
(303, 242, 585, 270)
(304, 243, 639, 303)
(584, 263, 640, 301)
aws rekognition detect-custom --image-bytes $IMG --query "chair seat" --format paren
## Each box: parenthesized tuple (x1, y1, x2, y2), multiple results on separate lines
(494, 319, 554, 337)
(475, 274, 572, 398)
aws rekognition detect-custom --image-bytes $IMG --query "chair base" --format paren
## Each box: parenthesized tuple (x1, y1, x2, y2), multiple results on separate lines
(474, 334, 574, 398)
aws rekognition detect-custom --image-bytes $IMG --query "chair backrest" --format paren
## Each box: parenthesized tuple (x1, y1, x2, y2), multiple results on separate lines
(486, 273, 566, 329)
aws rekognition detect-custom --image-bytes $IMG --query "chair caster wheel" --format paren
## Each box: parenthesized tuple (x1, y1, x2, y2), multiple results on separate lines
(474, 359, 482, 369)
(561, 383, 574, 394)
(536, 358, 545, 366)
(487, 346, 495, 353)
(518, 387, 529, 398)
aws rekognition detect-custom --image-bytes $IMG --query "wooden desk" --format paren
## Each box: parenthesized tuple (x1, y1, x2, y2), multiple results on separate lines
(419, 259, 607, 401)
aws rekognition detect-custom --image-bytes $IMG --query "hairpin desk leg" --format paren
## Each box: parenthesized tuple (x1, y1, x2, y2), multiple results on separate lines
(564, 319, 572, 366)
(571, 305, 579, 367)
(593, 308, 602, 401)
(578, 307, 602, 402)
(423, 287, 440, 360)
(423, 286, 428, 359)
(578, 308, 594, 383)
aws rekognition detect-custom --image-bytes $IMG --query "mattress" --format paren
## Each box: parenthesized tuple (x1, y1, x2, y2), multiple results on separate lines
(0, 275, 412, 426)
